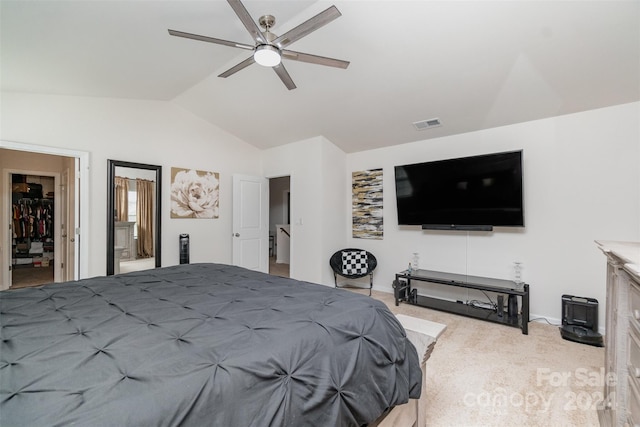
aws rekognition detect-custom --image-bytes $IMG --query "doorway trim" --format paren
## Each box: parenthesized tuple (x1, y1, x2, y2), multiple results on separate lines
(0, 140, 90, 284)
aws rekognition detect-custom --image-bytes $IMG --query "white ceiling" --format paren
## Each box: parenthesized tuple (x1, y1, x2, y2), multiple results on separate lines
(2, 1, 638, 153)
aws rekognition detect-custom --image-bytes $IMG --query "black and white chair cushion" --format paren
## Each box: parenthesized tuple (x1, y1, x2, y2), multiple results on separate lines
(342, 250, 368, 276)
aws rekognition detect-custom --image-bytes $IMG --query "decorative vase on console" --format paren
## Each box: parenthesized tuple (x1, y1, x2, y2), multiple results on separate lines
(513, 261, 524, 290)
(412, 253, 420, 272)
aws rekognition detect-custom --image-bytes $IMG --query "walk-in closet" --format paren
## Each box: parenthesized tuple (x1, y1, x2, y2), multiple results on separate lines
(11, 174, 55, 288)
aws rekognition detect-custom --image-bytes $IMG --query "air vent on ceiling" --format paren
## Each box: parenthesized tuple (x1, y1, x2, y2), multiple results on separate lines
(413, 118, 442, 131)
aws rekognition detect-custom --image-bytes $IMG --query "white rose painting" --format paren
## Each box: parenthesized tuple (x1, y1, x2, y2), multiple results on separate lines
(170, 168, 220, 219)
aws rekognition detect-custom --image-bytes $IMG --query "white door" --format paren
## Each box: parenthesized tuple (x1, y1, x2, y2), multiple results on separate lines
(60, 169, 70, 281)
(232, 174, 268, 273)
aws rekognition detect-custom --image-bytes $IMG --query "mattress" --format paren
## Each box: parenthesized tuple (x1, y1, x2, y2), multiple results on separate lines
(0, 263, 421, 426)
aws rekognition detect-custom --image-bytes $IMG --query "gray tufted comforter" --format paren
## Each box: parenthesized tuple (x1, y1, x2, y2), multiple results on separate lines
(0, 263, 421, 426)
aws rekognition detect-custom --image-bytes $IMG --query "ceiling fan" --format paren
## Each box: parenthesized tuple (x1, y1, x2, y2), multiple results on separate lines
(168, 0, 350, 90)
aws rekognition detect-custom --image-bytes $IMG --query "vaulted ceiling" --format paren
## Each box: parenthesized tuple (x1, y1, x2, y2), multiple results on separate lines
(2, 1, 638, 153)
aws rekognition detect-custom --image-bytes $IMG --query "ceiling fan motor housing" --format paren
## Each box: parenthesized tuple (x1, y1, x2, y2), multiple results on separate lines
(258, 14, 276, 31)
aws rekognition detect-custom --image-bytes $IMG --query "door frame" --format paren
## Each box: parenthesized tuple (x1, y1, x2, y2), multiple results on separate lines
(60, 168, 71, 282)
(0, 140, 90, 286)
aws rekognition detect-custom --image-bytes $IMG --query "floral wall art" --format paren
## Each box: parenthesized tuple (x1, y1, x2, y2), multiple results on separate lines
(170, 168, 220, 219)
(352, 168, 383, 239)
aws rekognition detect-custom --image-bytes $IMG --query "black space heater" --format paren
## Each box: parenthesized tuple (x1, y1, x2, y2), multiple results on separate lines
(179, 234, 190, 264)
(559, 294, 603, 347)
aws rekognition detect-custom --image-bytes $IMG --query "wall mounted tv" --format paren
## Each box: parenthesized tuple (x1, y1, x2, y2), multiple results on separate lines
(394, 150, 524, 231)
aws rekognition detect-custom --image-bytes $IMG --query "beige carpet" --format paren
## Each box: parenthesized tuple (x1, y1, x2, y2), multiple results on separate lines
(356, 289, 604, 427)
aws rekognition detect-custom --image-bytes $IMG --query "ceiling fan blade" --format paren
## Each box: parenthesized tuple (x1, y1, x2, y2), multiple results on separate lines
(273, 64, 296, 90)
(218, 56, 256, 78)
(168, 29, 254, 50)
(282, 50, 349, 69)
(227, 0, 267, 45)
(273, 5, 341, 49)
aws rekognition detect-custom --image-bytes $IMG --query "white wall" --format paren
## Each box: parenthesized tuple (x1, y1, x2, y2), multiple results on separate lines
(345, 102, 640, 325)
(320, 140, 349, 285)
(1, 92, 262, 278)
(262, 136, 347, 285)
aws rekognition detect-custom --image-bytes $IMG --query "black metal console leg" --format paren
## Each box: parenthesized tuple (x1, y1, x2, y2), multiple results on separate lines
(522, 284, 530, 335)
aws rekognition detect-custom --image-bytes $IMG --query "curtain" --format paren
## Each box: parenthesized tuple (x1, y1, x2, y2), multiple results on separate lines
(136, 179, 154, 258)
(114, 177, 129, 222)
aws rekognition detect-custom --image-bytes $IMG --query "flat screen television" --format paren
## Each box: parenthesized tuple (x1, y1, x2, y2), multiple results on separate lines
(394, 150, 524, 230)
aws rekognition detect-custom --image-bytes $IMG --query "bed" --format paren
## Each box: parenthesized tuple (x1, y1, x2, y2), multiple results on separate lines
(0, 263, 428, 426)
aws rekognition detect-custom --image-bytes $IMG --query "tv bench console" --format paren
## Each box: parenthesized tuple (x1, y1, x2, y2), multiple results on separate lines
(393, 269, 530, 334)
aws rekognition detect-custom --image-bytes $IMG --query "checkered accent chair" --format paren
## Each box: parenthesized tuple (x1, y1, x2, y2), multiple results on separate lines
(329, 248, 377, 296)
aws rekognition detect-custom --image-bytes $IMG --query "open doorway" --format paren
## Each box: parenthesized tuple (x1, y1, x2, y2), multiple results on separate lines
(1, 141, 89, 290)
(269, 176, 290, 278)
(10, 173, 57, 288)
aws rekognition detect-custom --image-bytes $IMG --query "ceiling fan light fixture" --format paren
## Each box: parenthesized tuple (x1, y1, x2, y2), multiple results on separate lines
(254, 45, 281, 67)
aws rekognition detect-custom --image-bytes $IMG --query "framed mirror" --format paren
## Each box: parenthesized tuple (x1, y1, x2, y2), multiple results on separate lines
(107, 160, 162, 275)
